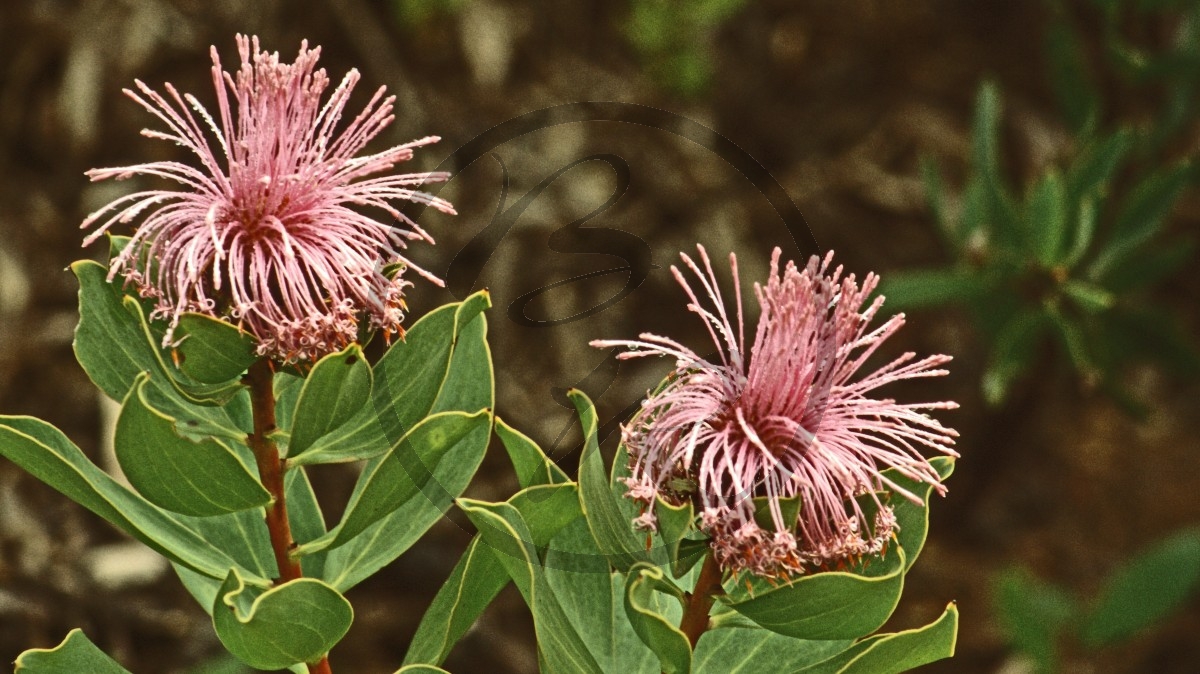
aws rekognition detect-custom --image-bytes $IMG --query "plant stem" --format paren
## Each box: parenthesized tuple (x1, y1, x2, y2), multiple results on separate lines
(245, 358, 303, 584)
(245, 359, 332, 674)
(679, 552, 723, 648)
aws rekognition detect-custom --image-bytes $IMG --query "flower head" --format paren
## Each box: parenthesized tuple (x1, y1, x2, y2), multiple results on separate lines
(81, 34, 455, 364)
(592, 246, 958, 579)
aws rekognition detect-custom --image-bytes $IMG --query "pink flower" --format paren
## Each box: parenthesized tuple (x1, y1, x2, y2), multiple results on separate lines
(81, 35, 455, 364)
(592, 246, 958, 578)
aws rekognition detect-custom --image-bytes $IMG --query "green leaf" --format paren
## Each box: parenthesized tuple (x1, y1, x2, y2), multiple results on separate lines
(213, 569, 353, 670)
(886, 456, 955, 573)
(1098, 239, 1196, 293)
(654, 496, 698, 578)
(1046, 20, 1100, 133)
(72, 260, 161, 401)
(982, 311, 1049, 406)
(1047, 308, 1096, 377)
(0, 415, 267, 586)
(919, 156, 957, 250)
(793, 603, 959, 673)
(876, 269, 992, 311)
(723, 548, 907, 640)
(693, 625, 853, 672)
(114, 375, 269, 516)
(286, 466, 328, 579)
(14, 629, 130, 674)
(1025, 171, 1069, 265)
(404, 536, 511, 667)
(287, 345, 373, 462)
(298, 410, 491, 556)
(971, 82, 1021, 245)
(497, 417, 570, 488)
(296, 291, 491, 465)
(1062, 196, 1098, 268)
(1061, 280, 1114, 313)
(1081, 526, 1200, 648)
(1091, 161, 1195, 277)
(459, 500, 605, 674)
(431, 296, 495, 415)
(624, 563, 691, 674)
(395, 666, 451, 674)
(404, 483, 581, 667)
(994, 567, 1075, 672)
(569, 390, 656, 572)
(1065, 130, 1132, 201)
(174, 313, 258, 384)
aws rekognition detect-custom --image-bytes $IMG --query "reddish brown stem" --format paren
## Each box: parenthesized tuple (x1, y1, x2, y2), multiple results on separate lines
(245, 358, 303, 584)
(245, 359, 333, 674)
(679, 552, 723, 648)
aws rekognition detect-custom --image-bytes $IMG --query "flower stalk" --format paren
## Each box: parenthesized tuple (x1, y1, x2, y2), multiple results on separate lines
(679, 552, 724, 648)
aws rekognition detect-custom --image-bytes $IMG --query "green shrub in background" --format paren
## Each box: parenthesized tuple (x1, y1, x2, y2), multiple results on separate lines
(882, 81, 1198, 408)
(625, 0, 747, 96)
(995, 527, 1200, 673)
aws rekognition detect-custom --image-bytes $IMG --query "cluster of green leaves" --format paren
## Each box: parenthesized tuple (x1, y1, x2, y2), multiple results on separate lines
(994, 526, 1200, 673)
(402, 390, 959, 673)
(625, 0, 747, 96)
(3, 242, 960, 673)
(2, 241, 495, 673)
(1046, 0, 1200, 150)
(881, 82, 1198, 407)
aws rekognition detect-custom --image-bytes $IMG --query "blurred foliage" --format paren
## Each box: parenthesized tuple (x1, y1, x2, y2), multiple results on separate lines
(625, 0, 747, 96)
(1046, 0, 1200, 153)
(995, 527, 1200, 673)
(391, 0, 468, 27)
(882, 81, 1199, 408)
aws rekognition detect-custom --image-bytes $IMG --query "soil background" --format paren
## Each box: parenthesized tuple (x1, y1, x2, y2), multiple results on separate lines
(2, 1, 1199, 673)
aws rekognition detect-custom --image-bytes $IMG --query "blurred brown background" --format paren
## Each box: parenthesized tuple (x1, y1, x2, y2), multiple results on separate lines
(1, 0, 1199, 672)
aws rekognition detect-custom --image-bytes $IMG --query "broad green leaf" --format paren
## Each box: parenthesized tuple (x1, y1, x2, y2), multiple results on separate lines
(693, 627, 852, 673)
(994, 568, 1075, 671)
(0, 416, 266, 586)
(72, 260, 160, 401)
(298, 410, 491, 556)
(982, 311, 1048, 406)
(431, 296, 494, 414)
(14, 629, 130, 674)
(285, 466, 329, 579)
(496, 416, 570, 488)
(624, 563, 691, 674)
(875, 269, 992, 311)
(404, 483, 581, 667)
(723, 548, 906, 640)
(794, 603, 959, 673)
(1081, 526, 1200, 647)
(296, 291, 490, 464)
(174, 313, 258, 384)
(569, 390, 655, 572)
(885, 456, 955, 573)
(654, 496, 697, 577)
(1025, 171, 1068, 265)
(213, 569, 353, 670)
(404, 537, 511, 667)
(459, 500, 604, 674)
(287, 345, 373, 462)
(114, 375, 268, 516)
(543, 520, 661, 673)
